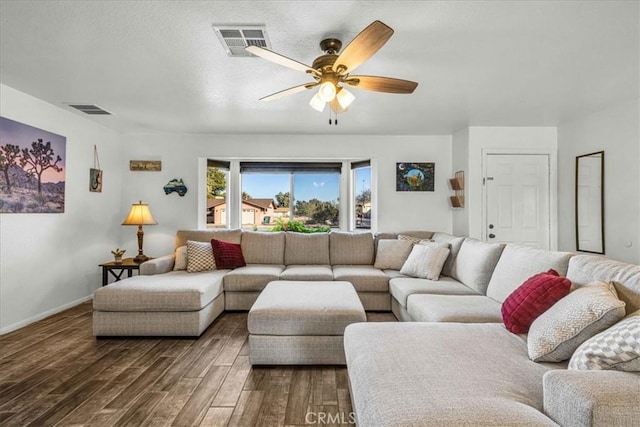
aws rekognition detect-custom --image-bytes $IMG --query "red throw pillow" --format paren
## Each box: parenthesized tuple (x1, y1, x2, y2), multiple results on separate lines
(210, 239, 246, 269)
(501, 269, 571, 334)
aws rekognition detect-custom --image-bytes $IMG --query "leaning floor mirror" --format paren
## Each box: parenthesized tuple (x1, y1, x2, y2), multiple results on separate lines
(575, 151, 605, 254)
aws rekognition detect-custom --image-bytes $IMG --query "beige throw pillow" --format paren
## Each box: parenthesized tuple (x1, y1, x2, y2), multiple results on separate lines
(374, 239, 414, 270)
(399, 242, 450, 280)
(527, 281, 626, 362)
(186, 240, 215, 273)
(173, 245, 187, 271)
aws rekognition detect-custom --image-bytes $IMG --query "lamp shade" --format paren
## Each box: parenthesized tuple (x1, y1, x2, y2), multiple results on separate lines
(317, 81, 337, 102)
(336, 87, 355, 109)
(309, 93, 326, 112)
(122, 201, 157, 226)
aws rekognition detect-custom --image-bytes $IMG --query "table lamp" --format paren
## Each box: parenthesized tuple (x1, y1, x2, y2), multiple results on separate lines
(122, 200, 157, 263)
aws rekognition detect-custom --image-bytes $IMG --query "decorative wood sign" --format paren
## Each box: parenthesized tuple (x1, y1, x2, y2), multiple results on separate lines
(130, 160, 161, 171)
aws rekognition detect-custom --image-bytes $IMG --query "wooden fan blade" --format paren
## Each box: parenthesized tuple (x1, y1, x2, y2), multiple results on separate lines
(259, 83, 318, 102)
(344, 75, 418, 93)
(332, 20, 394, 74)
(246, 46, 317, 75)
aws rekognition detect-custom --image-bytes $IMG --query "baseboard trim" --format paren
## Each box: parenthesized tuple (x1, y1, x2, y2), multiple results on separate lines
(0, 295, 93, 335)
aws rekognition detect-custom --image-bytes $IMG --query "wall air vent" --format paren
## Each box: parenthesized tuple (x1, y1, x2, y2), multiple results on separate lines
(212, 25, 271, 57)
(67, 104, 111, 115)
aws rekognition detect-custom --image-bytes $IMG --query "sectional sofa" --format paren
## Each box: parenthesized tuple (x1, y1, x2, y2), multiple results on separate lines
(92, 228, 640, 426)
(93, 229, 393, 336)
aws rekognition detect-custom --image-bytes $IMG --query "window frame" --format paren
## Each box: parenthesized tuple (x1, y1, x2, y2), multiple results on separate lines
(199, 158, 376, 232)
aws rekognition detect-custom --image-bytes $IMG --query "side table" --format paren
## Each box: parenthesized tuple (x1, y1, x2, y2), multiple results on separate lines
(99, 258, 143, 286)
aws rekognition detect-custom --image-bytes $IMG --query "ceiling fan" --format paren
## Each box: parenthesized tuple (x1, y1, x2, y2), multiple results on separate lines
(246, 20, 418, 118)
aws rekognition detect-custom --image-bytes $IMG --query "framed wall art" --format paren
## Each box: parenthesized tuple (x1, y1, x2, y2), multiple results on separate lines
(0, 116, 66, 213)
(396, 162, 434, 192)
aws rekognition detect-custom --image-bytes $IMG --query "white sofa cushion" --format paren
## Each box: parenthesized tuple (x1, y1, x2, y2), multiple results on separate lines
(389, 277, 478, 308)
(486, 244, 573, 303)
(241, 231, 285, 265)
(329, 231, 374, 265)
(280, 265, 334, 281)
(223, 264, 285, 292)
(344, 322, 557, 427)
(332, 265, 390, 292)
(175, 228, 242, 247)
(431, 232, 465, 277)
(285, 232, 330, 265)
(248, 281, 365, 336)
(407, 294, 503, 323)
(93, 270, 227, 311)
(449, 238, 504, 294)
(566, 254, 640, 315)
(528, 281, 626, 362)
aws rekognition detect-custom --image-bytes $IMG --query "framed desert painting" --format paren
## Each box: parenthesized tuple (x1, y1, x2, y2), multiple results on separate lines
(0, 116, 66, 213)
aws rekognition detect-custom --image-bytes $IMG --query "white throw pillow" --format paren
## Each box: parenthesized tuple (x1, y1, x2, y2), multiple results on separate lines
(173, 245, 187, 271)
(374, 239, 414, 270)
(527, 281, 626, 362)
(399, 242, 450, 280)
(569, 310, 640, 371)
(186, 240, 215, 273)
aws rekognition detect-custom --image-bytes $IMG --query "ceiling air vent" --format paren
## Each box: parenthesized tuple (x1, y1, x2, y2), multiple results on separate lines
(67, 104, 111, 115)
(213, 25, 271, 57)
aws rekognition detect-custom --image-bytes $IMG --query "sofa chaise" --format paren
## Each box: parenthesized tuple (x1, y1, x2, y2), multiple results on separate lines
(344, 236, 640, 426)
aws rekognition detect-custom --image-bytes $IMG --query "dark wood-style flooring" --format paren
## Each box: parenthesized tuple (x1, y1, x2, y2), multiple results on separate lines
(0, 302, 395, 426)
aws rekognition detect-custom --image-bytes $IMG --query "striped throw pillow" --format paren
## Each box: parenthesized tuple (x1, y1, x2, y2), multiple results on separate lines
(399, 242, 450, 280)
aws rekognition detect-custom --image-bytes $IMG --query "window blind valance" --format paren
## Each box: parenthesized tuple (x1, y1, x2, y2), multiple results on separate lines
(239, 161, 342, 174)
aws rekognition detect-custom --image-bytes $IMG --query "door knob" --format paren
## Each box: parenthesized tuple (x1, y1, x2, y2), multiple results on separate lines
(489, 233, 496, 239)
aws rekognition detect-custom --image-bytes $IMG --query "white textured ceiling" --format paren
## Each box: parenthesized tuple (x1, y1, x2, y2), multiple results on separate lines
(0, 1, 638, 135)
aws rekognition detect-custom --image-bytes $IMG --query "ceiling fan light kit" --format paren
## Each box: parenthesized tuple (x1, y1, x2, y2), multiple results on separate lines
(246, 20, 418, 124)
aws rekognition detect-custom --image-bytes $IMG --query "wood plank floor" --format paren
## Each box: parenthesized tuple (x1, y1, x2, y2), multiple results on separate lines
(0, 302, 395, 426)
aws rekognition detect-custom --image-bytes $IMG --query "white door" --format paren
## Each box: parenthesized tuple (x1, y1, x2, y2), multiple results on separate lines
(484, 154, 550, 249)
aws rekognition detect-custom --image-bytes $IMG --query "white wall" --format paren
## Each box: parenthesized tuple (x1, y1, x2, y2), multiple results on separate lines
(0, 84, 123, 333)
(119, 134, 453, 256)
(558, 99, 640, 264)
(453, 127, 558, 246)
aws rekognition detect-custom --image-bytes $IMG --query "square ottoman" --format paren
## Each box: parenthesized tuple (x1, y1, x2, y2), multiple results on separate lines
(248, 280, 366, 365)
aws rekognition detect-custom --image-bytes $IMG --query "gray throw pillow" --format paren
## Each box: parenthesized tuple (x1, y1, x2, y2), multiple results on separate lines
(374, 239, 414, 270)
